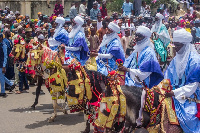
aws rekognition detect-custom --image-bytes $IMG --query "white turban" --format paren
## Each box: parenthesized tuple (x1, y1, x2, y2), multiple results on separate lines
(136, 26, 152, 38)
(74, 16, 84, 26)
(173, 29, 192, 43)
(108, 22, 120, 33)
(134, 26, 154, 53)
(68, 16, 84, 38)
(54, 17, 65, 38)
(55, 17, 65, 24)
(156, 13, 164, 20)
(173, 29, 196, 79)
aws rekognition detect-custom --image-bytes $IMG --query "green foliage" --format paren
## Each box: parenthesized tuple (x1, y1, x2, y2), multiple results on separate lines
(145, 0, 169, 8)
(107, 0, 124, 13)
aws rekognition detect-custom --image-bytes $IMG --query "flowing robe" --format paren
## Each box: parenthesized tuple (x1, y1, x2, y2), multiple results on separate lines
(165, 52, 200, 133)
(124, 46, 163, 88)
(96, 38, 125, 76)
(65, 31, 89, 66)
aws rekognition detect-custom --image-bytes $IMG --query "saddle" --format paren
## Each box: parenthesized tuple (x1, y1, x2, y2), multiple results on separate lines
(144, 79, 179, 128)
(66, 59, 93, 113)
(94, 70, 126, 130)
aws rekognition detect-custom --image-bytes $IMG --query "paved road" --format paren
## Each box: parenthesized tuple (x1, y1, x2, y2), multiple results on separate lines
(0, 85, 93, 133)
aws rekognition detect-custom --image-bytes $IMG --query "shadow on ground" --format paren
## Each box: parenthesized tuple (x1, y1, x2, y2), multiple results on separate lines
(9, 103, 54, 114)
(25, 113, 85, 129)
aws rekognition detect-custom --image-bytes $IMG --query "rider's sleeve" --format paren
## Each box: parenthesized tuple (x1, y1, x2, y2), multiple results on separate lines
(98, 53, 113, 59)
(172, 82, 199, 104)
(65, 46, 81, 51)
(129, 69, 151, 82)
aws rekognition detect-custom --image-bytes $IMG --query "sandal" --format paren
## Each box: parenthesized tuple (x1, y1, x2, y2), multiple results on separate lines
(15, 90, 22, 94)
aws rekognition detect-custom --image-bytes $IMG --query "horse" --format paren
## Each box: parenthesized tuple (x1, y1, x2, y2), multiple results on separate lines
(28, 45, 65, 110)
(121, 79, 183, 133)
(44, 58, 127, 132)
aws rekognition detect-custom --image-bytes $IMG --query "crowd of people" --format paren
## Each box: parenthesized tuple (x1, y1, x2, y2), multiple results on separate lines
(0, 0, 200, 132)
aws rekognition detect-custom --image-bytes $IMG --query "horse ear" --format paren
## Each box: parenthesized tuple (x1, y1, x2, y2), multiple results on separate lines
(100, 81, 106, 89)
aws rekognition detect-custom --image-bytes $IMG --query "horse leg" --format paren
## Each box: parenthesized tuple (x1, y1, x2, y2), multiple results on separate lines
(54, 101, 67, 114)
(83, 120, 90, 133)
(136, 89, 146, 126)
(48, 99, 58, 123)
(31, 76, 43, 109)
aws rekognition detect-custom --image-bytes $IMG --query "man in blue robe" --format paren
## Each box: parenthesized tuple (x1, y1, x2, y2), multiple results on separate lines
(151, 13, 170, 63)
(3, 29, 14, 90)
(120, 26, 163, 126)
(64, 16, 89, 66)
(96, 22, 125, 76)
(48, 17, 69, 51)
(165, 29, 200, 133)
(122, 26, 163, 88)
(0, 33, 15, 96)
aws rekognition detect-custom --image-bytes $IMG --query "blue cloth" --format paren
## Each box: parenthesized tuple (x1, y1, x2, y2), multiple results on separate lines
(65, 31, 89, 65)
(0, 68, 13, 93)
(90, 8, 100, 20)
(122, 2, 133, 16)
(195, 27, 200, 38)
(124, 46, 163, 88)
(37, 20, 42, 27)
(164, 52, 200, 133)
(55, 28, 69, 45)
(48, 29, 51, 38)
(3, 38, 14, 80)
(97, 38, 125, 76)
(3, 38, 13, 58)
(19, 71, 29, 91)
(0, 41, 7, 68)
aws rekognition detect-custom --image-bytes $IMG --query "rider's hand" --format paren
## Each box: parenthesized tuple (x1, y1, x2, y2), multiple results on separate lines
(165, 91, 175, 97)
(90, 52, 98, 57)
(2, 67, 6, 74)
(119, 66, 129, 72)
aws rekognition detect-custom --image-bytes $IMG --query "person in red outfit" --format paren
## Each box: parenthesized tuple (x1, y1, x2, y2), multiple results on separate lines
(54, 0, 64, 16)
(99, 1, 107, 19)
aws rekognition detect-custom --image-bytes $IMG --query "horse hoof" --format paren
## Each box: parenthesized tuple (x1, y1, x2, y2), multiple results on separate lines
(83, 129, 90, 133)
(48, 117, 54, 123)
(63, 110, 68, 114)
(30, 105, 35, 110)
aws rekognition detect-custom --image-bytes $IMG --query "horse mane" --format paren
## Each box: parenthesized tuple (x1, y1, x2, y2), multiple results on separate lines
(121, 85, 143, 125)
(85, 69, 109, 103)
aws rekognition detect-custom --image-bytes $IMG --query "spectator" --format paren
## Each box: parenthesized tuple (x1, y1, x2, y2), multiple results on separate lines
(69, 2, 78, 20)
(140, 1, 151, 17)
(134, 0, 142, 16)
(122, 0, 134, 18)
(87, 0, 95, 16)
(3, 29, 14, 91)
(96, 0, 101, 9)
(190, 3, 196, 14)
(15, 11, 21, 23)
(98, 20, 107, 43)
(100, 1, 107, 19)
(175, 4, 186, 21)
(0, 33, 15, 96)
(184, 8, 193, 21)
(54, 0, 64, 16)
(97, 14, 102, 31)
(90, 1, 100, 21)
(79, 0, 87, 16)
(121, 28, 132, 55)
(88, 25, 99, 52)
